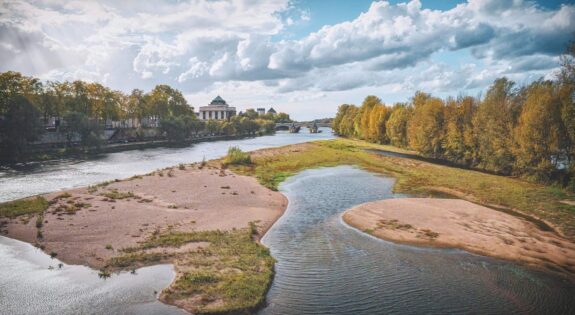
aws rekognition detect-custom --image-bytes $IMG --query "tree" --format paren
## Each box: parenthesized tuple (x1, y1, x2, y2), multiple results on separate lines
(63, 111, 102, 149)
(407, 96, 445, 158)
(274, 112, 292, 123)
(513, 81, 563, 180)
(473, 78, 517, 174)
(558, 39, 575, 189)
(206, 120, 220, 135)
(0, 95, 43, 160)
(442, 97, 477, 164)
(386, 104, 411, 148)
(160, 116, 187, 142)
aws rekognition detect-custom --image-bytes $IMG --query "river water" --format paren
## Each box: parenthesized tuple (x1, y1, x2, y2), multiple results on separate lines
(260, 166, 575, 315)
(0, 129, 333, 315)
(0, 129, 334, 203)
(1, 130, 574, 314)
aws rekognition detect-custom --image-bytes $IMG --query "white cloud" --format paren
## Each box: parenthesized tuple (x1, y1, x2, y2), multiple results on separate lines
(0, 0, 572, 119)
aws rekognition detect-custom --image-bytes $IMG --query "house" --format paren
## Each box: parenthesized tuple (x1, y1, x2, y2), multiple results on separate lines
(257, 108, 266, 116)
(267, 107, 277, 115)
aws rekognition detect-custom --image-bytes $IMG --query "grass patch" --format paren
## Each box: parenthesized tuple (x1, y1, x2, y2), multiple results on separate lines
(100, 189, 135, 200)
(112, 227, 274, 314)
(0, 196, 49, 218)
(224, 146, 251, 166)
(231, 138, 575, 241)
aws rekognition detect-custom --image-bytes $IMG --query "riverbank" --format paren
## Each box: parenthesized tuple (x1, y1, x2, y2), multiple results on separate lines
(234, 139, 575, 242)
(14, 133, 262, 165)
(229, 138, 575, 278)
(342, 198, 575, 278)
(2, 136, 575, 312)
(0, 161, 286, 314)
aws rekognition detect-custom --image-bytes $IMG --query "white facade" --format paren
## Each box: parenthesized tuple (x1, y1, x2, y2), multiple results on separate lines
(198, 96, 236, 121)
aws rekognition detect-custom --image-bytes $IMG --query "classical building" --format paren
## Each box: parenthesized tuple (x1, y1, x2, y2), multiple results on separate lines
(198, 96, 236, 121)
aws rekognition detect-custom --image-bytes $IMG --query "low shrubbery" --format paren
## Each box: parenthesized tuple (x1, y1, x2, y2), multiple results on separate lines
(110, 226, 273, 314)
(224, 146, 251, 165)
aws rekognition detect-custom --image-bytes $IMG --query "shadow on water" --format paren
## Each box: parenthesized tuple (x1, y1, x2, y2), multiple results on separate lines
(260, 166, 575, 315)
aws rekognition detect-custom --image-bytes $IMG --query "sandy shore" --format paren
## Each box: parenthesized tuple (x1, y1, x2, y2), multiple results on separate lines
(343, 198, 575, 278)
(2, 163, 287, 269)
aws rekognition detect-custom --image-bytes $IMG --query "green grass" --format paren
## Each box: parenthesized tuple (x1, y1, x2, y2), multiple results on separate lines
(100, 189, 135, 200)
(224, 146, 251, 166)
(0, 196, 49, 218)
(110, 227, 274, 314)
(231, 138, 575, 241)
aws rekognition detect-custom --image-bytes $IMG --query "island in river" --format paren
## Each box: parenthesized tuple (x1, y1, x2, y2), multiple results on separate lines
(1, 139, 575, 314)
(343, 198, 575, 277)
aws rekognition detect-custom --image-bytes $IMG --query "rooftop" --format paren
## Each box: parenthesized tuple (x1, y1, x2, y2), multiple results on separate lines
(210, 95, 227, 105)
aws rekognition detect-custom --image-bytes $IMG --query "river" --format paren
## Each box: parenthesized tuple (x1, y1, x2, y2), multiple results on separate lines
(0, 129, 334, 203)
(1, 130, 574, 314)
(260, 166, 575, 315)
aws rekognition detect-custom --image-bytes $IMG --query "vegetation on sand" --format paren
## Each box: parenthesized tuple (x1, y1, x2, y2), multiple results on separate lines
(107, 227, 273, 314)
(224, 146, 252, 166)
(230, 139, 575, 241)
(0, 196, 49, 218)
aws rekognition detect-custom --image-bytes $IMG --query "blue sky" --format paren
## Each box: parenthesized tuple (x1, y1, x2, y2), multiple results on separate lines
(1, 0, 574, 120)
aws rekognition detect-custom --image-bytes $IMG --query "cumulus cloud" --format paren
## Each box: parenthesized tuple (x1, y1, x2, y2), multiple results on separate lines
(0, 0, 572, 116)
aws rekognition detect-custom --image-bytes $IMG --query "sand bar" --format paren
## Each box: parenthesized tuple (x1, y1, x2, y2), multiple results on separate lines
(343, 198, 575, 278)
(2, 163, 286, 269)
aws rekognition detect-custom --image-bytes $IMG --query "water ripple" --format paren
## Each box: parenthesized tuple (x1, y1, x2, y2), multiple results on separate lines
(259, 166, 575, 315)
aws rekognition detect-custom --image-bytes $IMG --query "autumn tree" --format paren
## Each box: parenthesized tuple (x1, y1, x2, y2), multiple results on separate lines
(385, 104, 411, 148)
(407, 96, 445, 158)
(513, 80, 563, 180)
(473, 78, 517, 174)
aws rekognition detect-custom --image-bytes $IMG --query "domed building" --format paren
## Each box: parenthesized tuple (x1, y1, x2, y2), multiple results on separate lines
(198, 96, 236, 121)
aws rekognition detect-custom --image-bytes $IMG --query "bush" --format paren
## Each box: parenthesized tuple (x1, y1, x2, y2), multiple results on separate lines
(224, 146, 251, 165)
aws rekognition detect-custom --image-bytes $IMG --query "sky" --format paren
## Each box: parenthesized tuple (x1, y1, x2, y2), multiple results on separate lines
(1, 0, 574, 120)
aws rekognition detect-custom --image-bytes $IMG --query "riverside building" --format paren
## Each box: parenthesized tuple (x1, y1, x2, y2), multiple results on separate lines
(198, 96, 237, 121)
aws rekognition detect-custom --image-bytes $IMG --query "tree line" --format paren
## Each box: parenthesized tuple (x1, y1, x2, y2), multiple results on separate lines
(0, 71, 291, 161)
(333, 42, 575, 190)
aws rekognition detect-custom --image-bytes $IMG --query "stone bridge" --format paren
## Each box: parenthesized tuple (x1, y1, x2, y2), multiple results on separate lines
(274, 122, 331, 131)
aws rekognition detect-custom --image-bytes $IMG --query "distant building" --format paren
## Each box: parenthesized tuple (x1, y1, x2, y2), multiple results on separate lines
(198, 96, 236, 121)
(267, 107, 277, 115)
(257, 108, 266, 116)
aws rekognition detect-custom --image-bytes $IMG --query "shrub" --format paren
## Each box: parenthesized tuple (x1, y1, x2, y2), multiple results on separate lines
(224, 146, 251, 165)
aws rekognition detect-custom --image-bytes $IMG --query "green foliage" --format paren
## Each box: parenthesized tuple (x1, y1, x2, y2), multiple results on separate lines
(112, 227, 274, 314)
(63, 111, 103, 149)
(0, 196, 49, 218)
(0, 94, 43, 160)
(224, 146, 251, 165)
